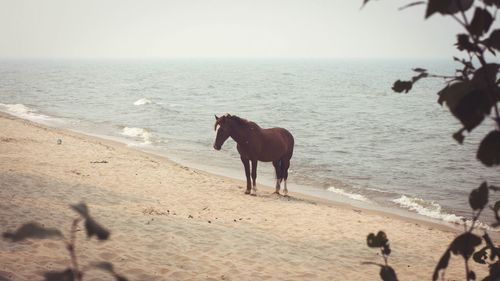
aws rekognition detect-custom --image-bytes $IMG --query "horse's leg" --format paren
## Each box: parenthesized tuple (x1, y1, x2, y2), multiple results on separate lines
(250, 159, 258, 196)
(282, 158, 291, 196)
(241, 157, 251, 194)
(272, 160, 281, 194)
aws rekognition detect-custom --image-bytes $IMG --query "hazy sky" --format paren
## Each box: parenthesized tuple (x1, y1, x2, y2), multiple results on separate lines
(0, 0, 478, 59)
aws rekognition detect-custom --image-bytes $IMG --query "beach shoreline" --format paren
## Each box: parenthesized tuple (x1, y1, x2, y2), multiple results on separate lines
(0, 112, 494, 280)
(2, 109, 469, 233)
(63, 121, 492, 234)
(0, 99, 490, 228)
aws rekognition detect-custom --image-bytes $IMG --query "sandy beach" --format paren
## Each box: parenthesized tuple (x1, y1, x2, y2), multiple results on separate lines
(0, 112, 492, 281)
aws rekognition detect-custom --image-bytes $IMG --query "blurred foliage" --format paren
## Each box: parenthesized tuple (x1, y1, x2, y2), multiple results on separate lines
(362, 0, 500, 280)
(2, 203, 128, 281)
(365, 231, 399, 281)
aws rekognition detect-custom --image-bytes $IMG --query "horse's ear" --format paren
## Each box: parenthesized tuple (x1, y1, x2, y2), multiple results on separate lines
(214, 114, 219, 120)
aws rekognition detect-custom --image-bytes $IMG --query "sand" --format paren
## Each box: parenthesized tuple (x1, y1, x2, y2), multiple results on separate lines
(0, 112, 494, 281)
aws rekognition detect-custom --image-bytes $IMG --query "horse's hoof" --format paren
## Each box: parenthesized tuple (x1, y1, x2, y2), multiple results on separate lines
(273, 191, 281, 195)
(250, 193, 257, 197)
(245, 191, 251, 195)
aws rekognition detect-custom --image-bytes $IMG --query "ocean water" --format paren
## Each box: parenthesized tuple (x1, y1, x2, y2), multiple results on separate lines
(1, 58, 498, 226)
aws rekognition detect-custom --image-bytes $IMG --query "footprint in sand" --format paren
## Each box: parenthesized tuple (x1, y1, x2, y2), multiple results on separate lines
(99, 252, 117, 260)
(158, 268, 170, 275)
(123, 268, 152, 279)
(42, 241, 60, 250)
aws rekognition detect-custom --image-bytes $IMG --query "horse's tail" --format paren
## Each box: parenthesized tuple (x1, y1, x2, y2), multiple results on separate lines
(286, 130, 294, 157)
(275, 159, 283, 180)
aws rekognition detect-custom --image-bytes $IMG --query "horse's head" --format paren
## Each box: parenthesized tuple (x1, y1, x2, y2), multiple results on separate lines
(213, 114, 232, 150)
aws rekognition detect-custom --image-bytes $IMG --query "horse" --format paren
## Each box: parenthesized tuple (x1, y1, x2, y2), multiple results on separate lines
(213, 114, 294, 196)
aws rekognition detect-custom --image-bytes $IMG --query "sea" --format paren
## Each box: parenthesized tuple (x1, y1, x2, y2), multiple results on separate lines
(1, 58, 498, 227)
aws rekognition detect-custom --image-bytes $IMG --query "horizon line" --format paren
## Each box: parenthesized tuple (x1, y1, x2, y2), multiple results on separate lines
(0, 56, 454, 61)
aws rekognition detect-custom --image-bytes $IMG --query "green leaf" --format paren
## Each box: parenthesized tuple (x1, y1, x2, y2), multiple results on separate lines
(484, 0, 500, 8)
(380, 266, 399, 281)
(3, 222, 63, 242)
(469, 182, 489, 210)
(382, 244, 391, 256)
(473, 246, 489, 264)
(453, 129, 465, 144)
(453, 89, 491, 131)
(489, 186, 500, 192)
(437, 81, 473, 107)
(477, 130, 500, 167)
(450, 232, 482, 260)
(485, 262, 500, 281)
(433, 249, 451, 281)
(367, 233, 378, 247)
(468, 8, 493, 37)
(486, 29, 500, 51)
(367, 231, 389, 248)
(392, 80, 413, 93)
(437, 81, 490, 131)
(426, 0, 473, 19)
(456, 34, 480, 52)
(472, 63, 499, 87)
(468, 270, 476, 280)
(412, 67, 427, 73)
(494, 201, 500, 213)
(482, 233, 499, 260)
(492, 201, 500, 224)
(399, 1, 426, 11)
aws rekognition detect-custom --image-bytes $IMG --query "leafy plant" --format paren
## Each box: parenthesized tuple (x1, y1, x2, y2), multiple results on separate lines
(432, 182, 498, 281)
(361, 0, 500, 280)
(365, 231, 399, 281)
(2, 203, 128, 281)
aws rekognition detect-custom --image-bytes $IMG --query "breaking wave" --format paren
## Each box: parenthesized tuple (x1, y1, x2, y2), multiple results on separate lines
(327, 186, 370, 202)
(392, 195, 464, 224)
(0, 103, 60, 124)
(120, 127, 152, 145)
(133, 98, 152, 106)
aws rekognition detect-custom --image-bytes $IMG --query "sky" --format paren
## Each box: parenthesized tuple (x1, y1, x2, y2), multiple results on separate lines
(0, 0, 480, 59)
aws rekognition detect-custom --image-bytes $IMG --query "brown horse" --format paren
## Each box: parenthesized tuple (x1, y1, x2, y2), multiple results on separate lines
(213, 114, 294, 196)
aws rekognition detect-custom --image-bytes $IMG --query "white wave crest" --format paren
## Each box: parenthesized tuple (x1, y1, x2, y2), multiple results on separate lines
(392, 195, 464, 224)
(0, 103, 57, 124)
(327, 186, 369, 202)
(133, 98, 152, 106)
(121, 127, 152, 145)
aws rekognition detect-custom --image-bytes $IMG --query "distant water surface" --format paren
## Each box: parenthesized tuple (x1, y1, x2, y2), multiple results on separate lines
(0, 58, 498, 225)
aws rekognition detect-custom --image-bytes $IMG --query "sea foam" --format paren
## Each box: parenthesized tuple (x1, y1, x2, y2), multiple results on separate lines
(392, 195, 463, 224)
(121, 127, 152, 145)
(133, 98, 152, 106)
(327, 186, 370, 202)
(0, 103, 57, 124)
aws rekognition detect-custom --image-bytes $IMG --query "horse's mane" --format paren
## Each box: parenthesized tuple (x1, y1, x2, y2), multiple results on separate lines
(226, 114, 260, 129)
